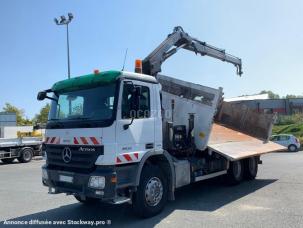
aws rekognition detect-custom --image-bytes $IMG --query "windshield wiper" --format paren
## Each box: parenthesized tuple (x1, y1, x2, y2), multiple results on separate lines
(67, 117, 89, 120)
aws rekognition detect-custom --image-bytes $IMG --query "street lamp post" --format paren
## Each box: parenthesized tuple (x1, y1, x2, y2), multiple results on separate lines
(54, 13, 74, 79)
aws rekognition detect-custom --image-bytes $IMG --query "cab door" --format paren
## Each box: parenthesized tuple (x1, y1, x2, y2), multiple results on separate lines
(115, 80, 155, 164)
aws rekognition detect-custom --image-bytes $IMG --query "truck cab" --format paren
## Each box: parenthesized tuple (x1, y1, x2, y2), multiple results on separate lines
(40, 70, 171, 213)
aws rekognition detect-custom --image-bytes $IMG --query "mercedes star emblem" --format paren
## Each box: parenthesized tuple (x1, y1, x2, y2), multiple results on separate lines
(62, 147, 72, 163)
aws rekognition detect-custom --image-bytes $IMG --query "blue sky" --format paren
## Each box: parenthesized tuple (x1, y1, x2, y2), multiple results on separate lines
(0, 0, 302, 118)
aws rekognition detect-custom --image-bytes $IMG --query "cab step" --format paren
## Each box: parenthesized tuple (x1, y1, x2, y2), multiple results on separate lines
(111, 197, 131, 204)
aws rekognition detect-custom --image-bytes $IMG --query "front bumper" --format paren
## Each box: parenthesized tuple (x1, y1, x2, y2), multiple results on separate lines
(42, 164, 117, 201)
(296, 143, 301, 150)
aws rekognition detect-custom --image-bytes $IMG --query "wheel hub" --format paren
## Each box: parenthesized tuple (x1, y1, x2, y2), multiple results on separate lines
(145, 177, 163, 207)
(23, 151, 31, 161)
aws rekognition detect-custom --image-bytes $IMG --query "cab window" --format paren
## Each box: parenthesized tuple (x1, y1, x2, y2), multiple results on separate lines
(122, 84, 150, 119)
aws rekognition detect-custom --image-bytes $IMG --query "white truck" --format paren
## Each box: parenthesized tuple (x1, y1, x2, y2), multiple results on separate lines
(38, 27, 284, 217)
(0, 137, 42, 163)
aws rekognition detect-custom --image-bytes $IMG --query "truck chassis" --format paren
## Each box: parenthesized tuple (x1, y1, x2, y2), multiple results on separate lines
(0, 137, 42, 163)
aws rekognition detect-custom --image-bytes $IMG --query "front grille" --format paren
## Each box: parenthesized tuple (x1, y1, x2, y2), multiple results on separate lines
(46, 145, 103, 173)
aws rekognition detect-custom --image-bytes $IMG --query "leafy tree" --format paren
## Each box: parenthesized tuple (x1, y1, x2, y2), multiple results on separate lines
(2, 103, 32, 126)
(22, 118, 33, 125)
(259, 90, 280, 99)
(33, 103, 50, 124)
(258, 91, 303, 99)
(284, 94, 303, 99)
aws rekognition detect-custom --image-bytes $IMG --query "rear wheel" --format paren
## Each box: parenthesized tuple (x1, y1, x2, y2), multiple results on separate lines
(244, 157, 258, 180)
(227, 160, 244, 185)
(288, 144, 298, 152)
(1, 158, 15, 164)
(17, 148, 33, 163)
(132, 165, 168, 218)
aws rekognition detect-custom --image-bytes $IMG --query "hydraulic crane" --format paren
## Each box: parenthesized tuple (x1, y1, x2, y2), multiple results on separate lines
(142, 26, 242, 77)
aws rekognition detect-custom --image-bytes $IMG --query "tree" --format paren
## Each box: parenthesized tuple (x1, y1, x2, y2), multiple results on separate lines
(259, 90, 280, 99)
(284, 94, 303, 99)
(2, 103, 32, 126)
(33, 103, 50, 124)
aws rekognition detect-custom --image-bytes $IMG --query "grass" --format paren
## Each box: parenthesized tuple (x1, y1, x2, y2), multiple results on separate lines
(275, 113, 303, 125)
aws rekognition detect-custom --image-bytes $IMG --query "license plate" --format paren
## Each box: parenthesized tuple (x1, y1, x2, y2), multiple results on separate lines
(59, 175, 73, 183)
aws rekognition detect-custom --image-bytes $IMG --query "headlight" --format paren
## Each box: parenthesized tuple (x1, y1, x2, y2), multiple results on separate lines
(42, 168, 48, 180)
(88, 176, 105, 189)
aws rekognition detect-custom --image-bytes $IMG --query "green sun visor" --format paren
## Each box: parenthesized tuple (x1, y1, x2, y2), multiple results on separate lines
(51, 70, 121, 93)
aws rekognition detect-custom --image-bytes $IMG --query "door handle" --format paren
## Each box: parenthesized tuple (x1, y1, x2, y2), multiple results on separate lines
(145, 143, 154, 149)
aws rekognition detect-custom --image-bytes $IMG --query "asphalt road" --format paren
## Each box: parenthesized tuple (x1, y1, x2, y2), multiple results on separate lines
(1, 152, 303, 228)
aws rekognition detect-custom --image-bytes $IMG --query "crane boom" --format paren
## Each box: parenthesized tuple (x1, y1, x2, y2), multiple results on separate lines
(142, 26, 242, 77)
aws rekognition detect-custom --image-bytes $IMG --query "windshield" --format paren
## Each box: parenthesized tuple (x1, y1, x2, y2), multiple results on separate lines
(49, 83, 117, 122)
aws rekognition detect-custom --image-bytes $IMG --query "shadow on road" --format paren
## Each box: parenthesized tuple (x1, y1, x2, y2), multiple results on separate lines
(0, 157, 42, 166)
(1, 178, 276, 227)
(0, 160, 23, 166)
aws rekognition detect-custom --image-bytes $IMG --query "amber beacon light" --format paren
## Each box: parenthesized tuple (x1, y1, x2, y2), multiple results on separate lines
(134, 59, 142, 73)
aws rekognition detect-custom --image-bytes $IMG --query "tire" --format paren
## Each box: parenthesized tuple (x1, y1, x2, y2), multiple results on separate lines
(288, 144, 298, 152)
(132, 165, 168, 218)
(17, 148, 33, 163)
(1, 158, 15, 164)
(74, 195, 98, 204)
(227, 160, 244, 185)
(244, 157, 258, 180)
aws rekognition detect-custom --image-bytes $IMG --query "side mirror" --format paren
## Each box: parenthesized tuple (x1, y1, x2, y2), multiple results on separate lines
(37, 91, 47, 101)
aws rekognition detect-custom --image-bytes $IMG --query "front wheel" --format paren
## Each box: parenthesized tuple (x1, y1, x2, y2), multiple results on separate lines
(132, 165, 168, 218)
(226, 160, 244, 185)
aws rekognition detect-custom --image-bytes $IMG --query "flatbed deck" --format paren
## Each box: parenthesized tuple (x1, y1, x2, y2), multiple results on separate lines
(208, 123, 286, 161)
(0, 137, 42, 148)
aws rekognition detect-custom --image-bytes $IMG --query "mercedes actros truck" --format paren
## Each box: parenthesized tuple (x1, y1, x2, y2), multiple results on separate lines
(38, 27, 284, 217)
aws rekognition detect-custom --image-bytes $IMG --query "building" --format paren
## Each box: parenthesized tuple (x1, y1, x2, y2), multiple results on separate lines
(0, 112, 16, 127)
(0, 112, 34, 138)
(228, 98, 303, 115)
(0, 112, 17, 138)
(0, 112, 16, 138)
